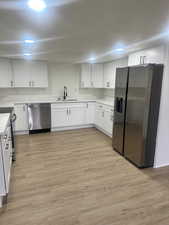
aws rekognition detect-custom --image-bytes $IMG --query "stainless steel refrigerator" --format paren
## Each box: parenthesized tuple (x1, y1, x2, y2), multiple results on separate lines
(112, 64, 163, 168)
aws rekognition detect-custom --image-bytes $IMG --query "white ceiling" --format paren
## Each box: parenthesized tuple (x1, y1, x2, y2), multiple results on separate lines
(0, 0, 169, 63)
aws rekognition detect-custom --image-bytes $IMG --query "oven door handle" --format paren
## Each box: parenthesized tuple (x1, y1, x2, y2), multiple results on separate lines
(11, 113, 17, 122)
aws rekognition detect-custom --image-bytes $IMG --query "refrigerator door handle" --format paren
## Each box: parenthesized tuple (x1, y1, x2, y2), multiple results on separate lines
(115, 97, 119, 112)
(115, 97, 123, 113)
(119, 98, 123, 113)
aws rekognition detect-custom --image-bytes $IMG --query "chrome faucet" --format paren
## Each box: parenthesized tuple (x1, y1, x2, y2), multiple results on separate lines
(63, 86, 68, 100)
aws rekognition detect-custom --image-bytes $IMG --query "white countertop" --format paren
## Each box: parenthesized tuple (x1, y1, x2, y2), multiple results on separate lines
(0, 98, 114, 108)
(0, 113, 10, 135)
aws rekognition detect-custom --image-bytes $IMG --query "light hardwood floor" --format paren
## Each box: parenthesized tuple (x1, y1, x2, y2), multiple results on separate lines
(1, 128, 169, 225)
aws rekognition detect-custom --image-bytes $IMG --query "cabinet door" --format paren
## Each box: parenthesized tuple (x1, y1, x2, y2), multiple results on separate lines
(81, 64, 92, 88)
(30, 61, 48, 88)
(13, 60, 31, 87)
(91, 64, 104, 88)
(86, 102, 95, 124)
(2, 140, 12, 193)
(103, 62, 116, 88)
(95, 104, 104, 127)
(0, 59, 13, 88)
(128, 51, 145, 66)
(51, 106, 68, 128)
(68, 105, 86, 126)
(145, 46, 164, 64)
(103, 109, 114, 136)
(0, 146, 6, 195)
(14, 104, 28, 131)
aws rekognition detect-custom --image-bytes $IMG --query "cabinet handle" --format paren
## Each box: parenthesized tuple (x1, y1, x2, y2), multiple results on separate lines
(69, 109, 71, 115)
(5, 143, 9, 150)
(11, 80, 14, 87)
(86, 103, 88, 108)
(91, 81, 94, 87)
(107, 82, 110, 87)
(29, 81, 31, 87)
(23, 105, 26, 111)
(143, 56, 146, 64)
(67, 108, 68, 115)
(140, 56, 142, 64)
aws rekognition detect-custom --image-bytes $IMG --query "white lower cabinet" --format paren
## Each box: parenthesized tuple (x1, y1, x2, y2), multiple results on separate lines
(86, 102, 95, 124)
(51, 103, 92, 129)
(68, 104, 86, 126)
(14, 104, 28, 132)
(0, 120, 12, 201)
(51, 106, 68, 127)
(95, 103, 114, 137)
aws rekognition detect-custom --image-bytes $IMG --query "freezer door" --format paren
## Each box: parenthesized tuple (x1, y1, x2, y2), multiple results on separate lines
(124, 66, 151, 167)
(112, 67, 129, 154)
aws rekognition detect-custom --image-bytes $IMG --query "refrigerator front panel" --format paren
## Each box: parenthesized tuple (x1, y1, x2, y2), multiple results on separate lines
(124, 66, 151, 167)
(112, 67, 128, 154)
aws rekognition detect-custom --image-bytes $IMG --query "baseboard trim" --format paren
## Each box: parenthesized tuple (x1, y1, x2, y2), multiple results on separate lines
(95, 125, 112, 137)
(52, 124, 94, 132)
(15, 131, 29, 135)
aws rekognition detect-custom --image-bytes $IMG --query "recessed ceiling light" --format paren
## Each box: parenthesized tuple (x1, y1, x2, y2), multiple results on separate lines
(24, 53, 32, 56)
(27, 0, 46, 12)
(88, 56, 96, 62)
(24, 39, 35, 44)
(115, 48, 124, 52)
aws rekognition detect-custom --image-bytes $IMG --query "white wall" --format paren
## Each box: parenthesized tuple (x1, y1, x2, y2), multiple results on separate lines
(154, 43, 169, 168)
(0, 63, 104, 100)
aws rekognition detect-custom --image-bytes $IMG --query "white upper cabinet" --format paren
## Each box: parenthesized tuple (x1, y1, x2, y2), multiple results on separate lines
(12, 60, 48, 88)
(128, 46, 165, 66)
(81, 64, 91, 88)
(80, 63, 104, 88)
(0, 58, 13, 88)
(91, 64, 104, 88)
(103, 62, 115, 88)
(29, 61, 48, 88)
(103, 58, 128, 89)
(12, 60, 31, 88)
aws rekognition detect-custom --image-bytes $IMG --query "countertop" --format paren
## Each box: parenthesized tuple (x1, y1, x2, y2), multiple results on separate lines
(0, 113, 10, 135)
(0, 99, 114, 108)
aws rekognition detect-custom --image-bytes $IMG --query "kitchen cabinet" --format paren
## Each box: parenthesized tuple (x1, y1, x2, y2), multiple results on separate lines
(128, 46, 164, 66)
(95, 103, 114, 136)
(81, 64, 91, 88)
(80, 64, 104, 88)
(0, 59, 14, 88)
(91, 64, 104, 88)
(12, 60, 31, 87)
(68, 104, 86, 126)
(86, 102, 95, 124)
(51, 103, 86, 128)
(103, 58, 128, 89)
(103, 62, 115, 88)
(29, 61, 48, 88)
(12, 60, 48, 88)
(0, 119, 12, 198)
(14, 104, 28, 132)
(51, 105, 68, 127)
(95, 104, 104, 128)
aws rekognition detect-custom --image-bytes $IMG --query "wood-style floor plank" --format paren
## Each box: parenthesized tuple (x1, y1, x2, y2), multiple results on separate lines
(0, 128, 169, 225)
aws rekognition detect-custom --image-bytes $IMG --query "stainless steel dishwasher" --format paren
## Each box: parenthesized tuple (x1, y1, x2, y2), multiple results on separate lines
(27, 103, 51, 134)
